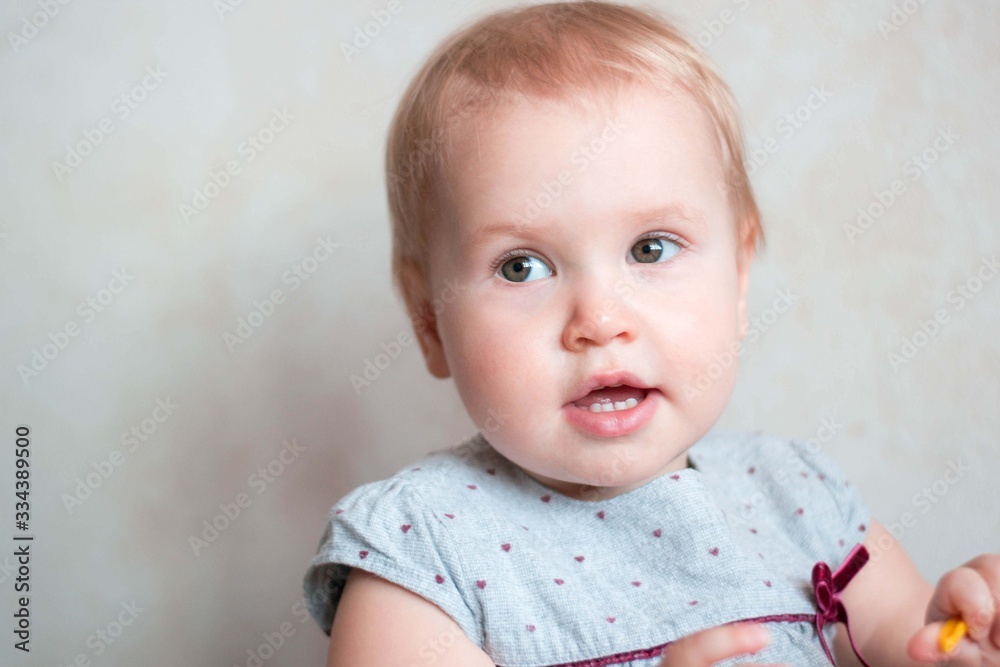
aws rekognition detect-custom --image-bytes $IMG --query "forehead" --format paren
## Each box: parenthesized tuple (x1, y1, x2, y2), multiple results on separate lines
(433, 84, 728, 243)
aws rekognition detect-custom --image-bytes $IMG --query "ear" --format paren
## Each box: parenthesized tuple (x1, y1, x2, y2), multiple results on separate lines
(398, 259, 451, 379)
(736, 231, 755, 339)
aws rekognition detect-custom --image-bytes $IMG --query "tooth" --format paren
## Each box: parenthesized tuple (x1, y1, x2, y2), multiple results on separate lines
(582, 398, 641, 414)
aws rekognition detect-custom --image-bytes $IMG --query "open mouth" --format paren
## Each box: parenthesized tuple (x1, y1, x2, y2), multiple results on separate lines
(571, 385, 650, 413)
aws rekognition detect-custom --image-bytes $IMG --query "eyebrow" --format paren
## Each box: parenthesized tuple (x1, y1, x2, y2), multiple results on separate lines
(467, 203, 707, 250)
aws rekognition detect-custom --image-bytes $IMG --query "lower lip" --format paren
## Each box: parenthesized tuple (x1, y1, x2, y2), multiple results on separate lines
(562, 389, 659, 437)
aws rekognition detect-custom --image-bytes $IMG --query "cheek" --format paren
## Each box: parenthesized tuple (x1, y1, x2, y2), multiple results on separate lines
(443, 302, 515, 374)
(645, 274, 743, 382)
(440, 300, 550, 419)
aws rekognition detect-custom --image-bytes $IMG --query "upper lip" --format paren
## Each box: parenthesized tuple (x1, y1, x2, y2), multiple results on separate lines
(566, 370, 653, 405)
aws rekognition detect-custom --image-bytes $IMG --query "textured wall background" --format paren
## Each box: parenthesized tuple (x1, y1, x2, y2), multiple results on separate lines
(1, 0, 997, 664)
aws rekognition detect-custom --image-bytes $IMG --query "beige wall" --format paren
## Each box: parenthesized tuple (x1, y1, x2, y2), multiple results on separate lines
(1, 0, 997, 664)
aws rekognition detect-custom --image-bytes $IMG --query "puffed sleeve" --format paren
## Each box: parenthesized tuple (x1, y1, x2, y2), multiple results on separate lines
(786, 437, 872, 567)
(302, 475, 480, 645)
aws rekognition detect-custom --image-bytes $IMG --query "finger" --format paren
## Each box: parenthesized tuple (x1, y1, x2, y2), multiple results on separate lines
(927, 567, 996, 638)
(907, 620, 981, 666)
(664, 622, 770, 665)
(962, 554, 1000, 649)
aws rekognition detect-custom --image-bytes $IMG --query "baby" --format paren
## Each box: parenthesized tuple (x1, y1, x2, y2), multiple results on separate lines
(305, 2, 1000, 666)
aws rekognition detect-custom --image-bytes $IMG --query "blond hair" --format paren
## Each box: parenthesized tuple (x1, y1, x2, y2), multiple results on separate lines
(385, 1, 763, 319)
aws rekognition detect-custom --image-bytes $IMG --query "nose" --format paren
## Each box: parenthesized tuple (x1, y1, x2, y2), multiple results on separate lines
(561, 274, 638, 352)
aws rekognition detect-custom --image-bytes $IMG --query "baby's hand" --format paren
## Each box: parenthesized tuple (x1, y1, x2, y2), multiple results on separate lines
(656, 622, 788, 667)
(907, 554, 1000, 665)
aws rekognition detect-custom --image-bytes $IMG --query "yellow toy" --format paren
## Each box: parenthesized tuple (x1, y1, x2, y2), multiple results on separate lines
(939, 617, 967, 653)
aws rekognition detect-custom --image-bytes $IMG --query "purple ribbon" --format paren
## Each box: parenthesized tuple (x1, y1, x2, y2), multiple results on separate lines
(812, 543, 873, 666)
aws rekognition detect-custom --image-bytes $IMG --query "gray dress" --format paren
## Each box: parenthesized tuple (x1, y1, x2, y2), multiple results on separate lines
(303, 428, 874, 666)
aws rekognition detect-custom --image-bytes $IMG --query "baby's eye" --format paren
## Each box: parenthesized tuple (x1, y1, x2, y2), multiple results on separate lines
(497, 255, 553, 283)
(631, 236, 682, 264)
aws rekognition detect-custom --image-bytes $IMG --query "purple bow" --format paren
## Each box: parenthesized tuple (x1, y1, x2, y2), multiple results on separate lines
(812, 543, 873, 667)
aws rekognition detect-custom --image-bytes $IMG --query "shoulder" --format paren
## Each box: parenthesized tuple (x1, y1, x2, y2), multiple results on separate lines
(690, 426, 871, 566)
(319, 433, 490, 521)
(690, 425, 861, 489)
(303, 434, 488, 646)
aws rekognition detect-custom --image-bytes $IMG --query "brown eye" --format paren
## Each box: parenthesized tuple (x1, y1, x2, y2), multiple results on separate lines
(632, 238, 663, 263)
(631, 237, 680, 263)
(499, 255, 552, 283)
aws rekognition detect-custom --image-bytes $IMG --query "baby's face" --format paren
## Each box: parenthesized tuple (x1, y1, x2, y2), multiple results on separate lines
(416, 84, 753, 500)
